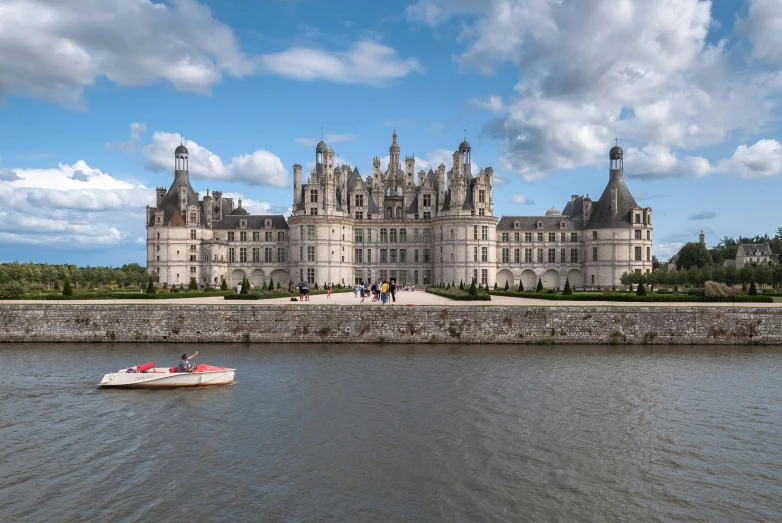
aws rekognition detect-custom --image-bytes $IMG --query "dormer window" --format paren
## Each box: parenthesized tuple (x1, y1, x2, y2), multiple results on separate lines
(537, 221, 543, 228)
(514, 221, 520, 229)
(240, 219, 247, 229)
(265, 219, 271, 228)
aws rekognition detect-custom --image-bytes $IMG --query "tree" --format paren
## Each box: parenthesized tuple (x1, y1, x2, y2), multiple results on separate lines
(220, 279, 228, 291)
(749, 280, 758, 295)
(188, 277, 198, 291)
(563, 277, 572, 295)
(460, 279, 464, 290)
(652, 255, 661, 270)
(493, 282, 498, 290)
(63, 278, 73, 296)
(675, 242, 713, 269)
(518, 280, 524, 292)
(504, 280, 509, 291)
(241, 277, 249, 294)
(536, 278, 543, 292)
(145, 277, 155, 295)
(268, 277, 274, 290)
(636, 282, 646, 296)
(468, 280, 478, 296)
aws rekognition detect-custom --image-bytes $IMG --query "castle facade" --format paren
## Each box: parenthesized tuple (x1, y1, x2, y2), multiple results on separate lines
(146, 133, 652, 289)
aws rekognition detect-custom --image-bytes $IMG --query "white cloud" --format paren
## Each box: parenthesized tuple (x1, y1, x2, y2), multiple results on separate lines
(688, 211, 716, 220)
(736, 0, 782, 64)
(256, 41, 423, 86)
(511, 194, 534, 205)
(716, 139, 782, 179)
(471, 95, 506, 114)
(0, 1, 421, 108)
(410, 0, 782, 180)
(624, 145, 712, 179)
(294, 134, 355, 147)
(105, 122, 147, 151)
(221, 193, 290, 216)
(142, 132, 288, 187)
(0, 169, 21, 181)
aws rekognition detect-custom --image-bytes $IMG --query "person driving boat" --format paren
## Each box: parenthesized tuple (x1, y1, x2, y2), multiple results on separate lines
(178, 351, 199, 372)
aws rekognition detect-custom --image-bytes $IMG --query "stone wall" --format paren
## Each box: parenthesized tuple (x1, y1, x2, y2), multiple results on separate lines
(0, 304, 779, 345)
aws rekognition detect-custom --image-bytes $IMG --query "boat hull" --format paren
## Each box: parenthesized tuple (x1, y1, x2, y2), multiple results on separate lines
(98, 367, 235, 388)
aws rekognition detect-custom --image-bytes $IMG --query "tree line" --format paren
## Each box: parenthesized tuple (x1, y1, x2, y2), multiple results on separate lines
(0, 261, 156, 288)
(623, 262, 781, 289)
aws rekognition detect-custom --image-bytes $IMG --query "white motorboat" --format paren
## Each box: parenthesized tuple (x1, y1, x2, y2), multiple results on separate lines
(98, 361, 235, 388)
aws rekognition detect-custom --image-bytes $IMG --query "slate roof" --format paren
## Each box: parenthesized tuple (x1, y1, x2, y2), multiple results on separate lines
(586, 172, 641, 229)
(738, 243, 772, 257)
(497, 216, 578, 231)
(153, 171, 200, 227)
(213, 215, 289, 230)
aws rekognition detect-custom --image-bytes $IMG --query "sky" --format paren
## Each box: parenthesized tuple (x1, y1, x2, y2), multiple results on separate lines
(1, 0, 781, 266)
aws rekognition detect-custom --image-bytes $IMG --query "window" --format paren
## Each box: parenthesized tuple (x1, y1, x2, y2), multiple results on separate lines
(482, 226, 488, 240)
(240, 231, 247, 242)
(514, 248, 520, 263)
(571, 233, 578, 242)
(253, 247, 260, 262)
(561, 249, 566, 263)
(307, 226, 316, 241)
(570, 248, 579, 263)
(525, 248, 532, 263)
(423, 228, 432, 242)
(473, 269, 478, 284)
(635, 246, 642, 261)
(355, 228, 363, 242)
(265, 231, 273, 242)
(450, 229, 454, 240)
(355, 194, 364, 207)
(635, 214, 641, 224)
(367, 249, 372, 263)
(481, 269, 488, 285)
(561, 232, 566, 242)
(386, 207, 392, 219)
(423, 249, 431, 263)
(591, 275, 595, 284)
(367, 229, 373, 242)
(299, 246, 304, 261)
(190, 245, 196, 252)
(380, 249, 388, 263)
(502, 248, 510, 263)
(307, 268, 315, 284)
(190, 229, 196, 240)
(278, 232, 285, 242)
(423, 193, 431, 207)
(593, 231, 598, 240)
(156, 245, 160, 252)
(190, 267, 196, 274)
(396, 207, 402, 218)
(478, 189, 485, 203)
(548, 248, 556, 263)
(548, 233, 556, 242)
(481, 247, 488, 262)
(537, 232, 543, 242)
(400, 249, 407, 263)
(239, 248, 247, 262)
(537, 249, 544, 263)
(423, 270, 431, 285)
(479, 208, 485, 216)
(190, 255, 196, 262)
(647, 230, 651, 240)
(278, 248, 285, 263)
(514, 232, 520, 242)
(414, 249, 418, 263)
(310, 190, 318, 203)
(265, 247, 273, 263)
(474, 247, 478, 262)
(390, 228, 397, 242)
(228, 232, 235, 241)
(474, 225, 478, 240)
(399, 228, 407, 243)
(413, 229, 419, 242)
(157, 233, 160, 240)
(502, 232, 509, 242)
(646, 247, 651, 261)
(355, 212, 364, 220)
(355, 248, 363, 263)
(635, 230, 642, 240)
(310, 208, 318, 216)
(421, 211, 430, 220)
(307, 246, 315, 262)
(189, 212, 196, 223)
(355, 270, 363, 285)
(380, 228, 388, 242)
(390, 249, 397, 263)
(593, 247, 598, 261)
(229, 248, 235, 262)
(525, 232, 532, 242)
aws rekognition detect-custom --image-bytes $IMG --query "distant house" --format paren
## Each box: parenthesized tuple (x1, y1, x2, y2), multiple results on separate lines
(724, 243, 776, 269)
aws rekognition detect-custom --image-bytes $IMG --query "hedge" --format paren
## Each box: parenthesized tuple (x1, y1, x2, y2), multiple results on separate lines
(224, 288, 352, 300)
(426, 287, 491, 301)
(15, 290, 235, 300)
(487, 290, 773, 303)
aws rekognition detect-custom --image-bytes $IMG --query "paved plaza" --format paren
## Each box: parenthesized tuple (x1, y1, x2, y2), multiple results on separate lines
(3, 290, 781, 308)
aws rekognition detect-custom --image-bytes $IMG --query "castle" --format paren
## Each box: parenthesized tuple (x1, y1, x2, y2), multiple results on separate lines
(146, 133, 653, 289)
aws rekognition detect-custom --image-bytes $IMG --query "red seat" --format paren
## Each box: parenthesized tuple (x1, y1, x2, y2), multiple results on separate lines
(169, 366, 179, 373)
(137, 362, 155, 372)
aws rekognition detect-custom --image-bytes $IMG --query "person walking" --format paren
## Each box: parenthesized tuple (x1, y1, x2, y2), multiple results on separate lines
(236, 282, 242, 294)
(371, 282, 377, 302)
(327, 282, 332, 299)
(381, 281, 389, 304)
(359, 281, 366, 303)
(390, 279, 396, 303)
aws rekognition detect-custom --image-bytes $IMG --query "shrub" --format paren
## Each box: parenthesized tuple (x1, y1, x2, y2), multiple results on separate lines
(277, 281, 281, 289)
(261, 281, 267, 291)
(494, 282, 498, 290)
(268, 277, 274, 290)
(629, 283, 633, 292)
(54, 280, 60, 291)
(426, 287, 491, 301)
(749, 280, 758, 296)
(63, 278, 74, 296)
(636, 282, 646, 296)
(468, 280, 477, 296)
(504, 280, 510, 291)
(0, 281, 25, 299)
(220, 279, 228, 291)
(170, 286, 179, 293)
(188, 277, 198, 291)
(518, 281, 524, 292)
(145, 277, 155, 295)
(563, 277, 572, 295)
(204, 284, 216, 293)
(536, 278, 543, 292)
(241, 277, 249, 294)
(460, 280, 464, 290)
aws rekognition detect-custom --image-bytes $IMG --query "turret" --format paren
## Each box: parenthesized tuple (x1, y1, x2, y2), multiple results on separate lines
(156, 187, 167, 206)
(389, 129, 400, 171)
(202, 190, 213, 228)
(373, 156, 381, 177)
(293, 164, 302, 207)
(405, 155, 415, 177)
(459, 139, 471, 177)
(452, 150, 463, 178)
(418, 170, 426, 186)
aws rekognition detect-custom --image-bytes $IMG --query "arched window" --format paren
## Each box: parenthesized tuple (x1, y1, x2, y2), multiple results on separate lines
(396, 207, 402, 218)
(390, 228, 397, 242)
(399, 228, 407, 243)
(386, 207, 392, 218)
(397, 187, 402, 196)
(380, 228, 388, 242)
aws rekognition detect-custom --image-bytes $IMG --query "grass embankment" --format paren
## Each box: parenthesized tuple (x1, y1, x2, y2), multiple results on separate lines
(426, 287, 491, 301)
(488, 290, 773, 303)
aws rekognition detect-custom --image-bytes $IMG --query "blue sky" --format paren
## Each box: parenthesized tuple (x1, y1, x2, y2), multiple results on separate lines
(1, 0, 781, 266)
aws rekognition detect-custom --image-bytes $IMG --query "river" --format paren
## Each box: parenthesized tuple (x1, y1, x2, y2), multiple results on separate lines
(1, 343, 781, 522)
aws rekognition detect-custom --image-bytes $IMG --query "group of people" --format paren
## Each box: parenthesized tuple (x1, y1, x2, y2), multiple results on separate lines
(355, 280, 400, 304)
